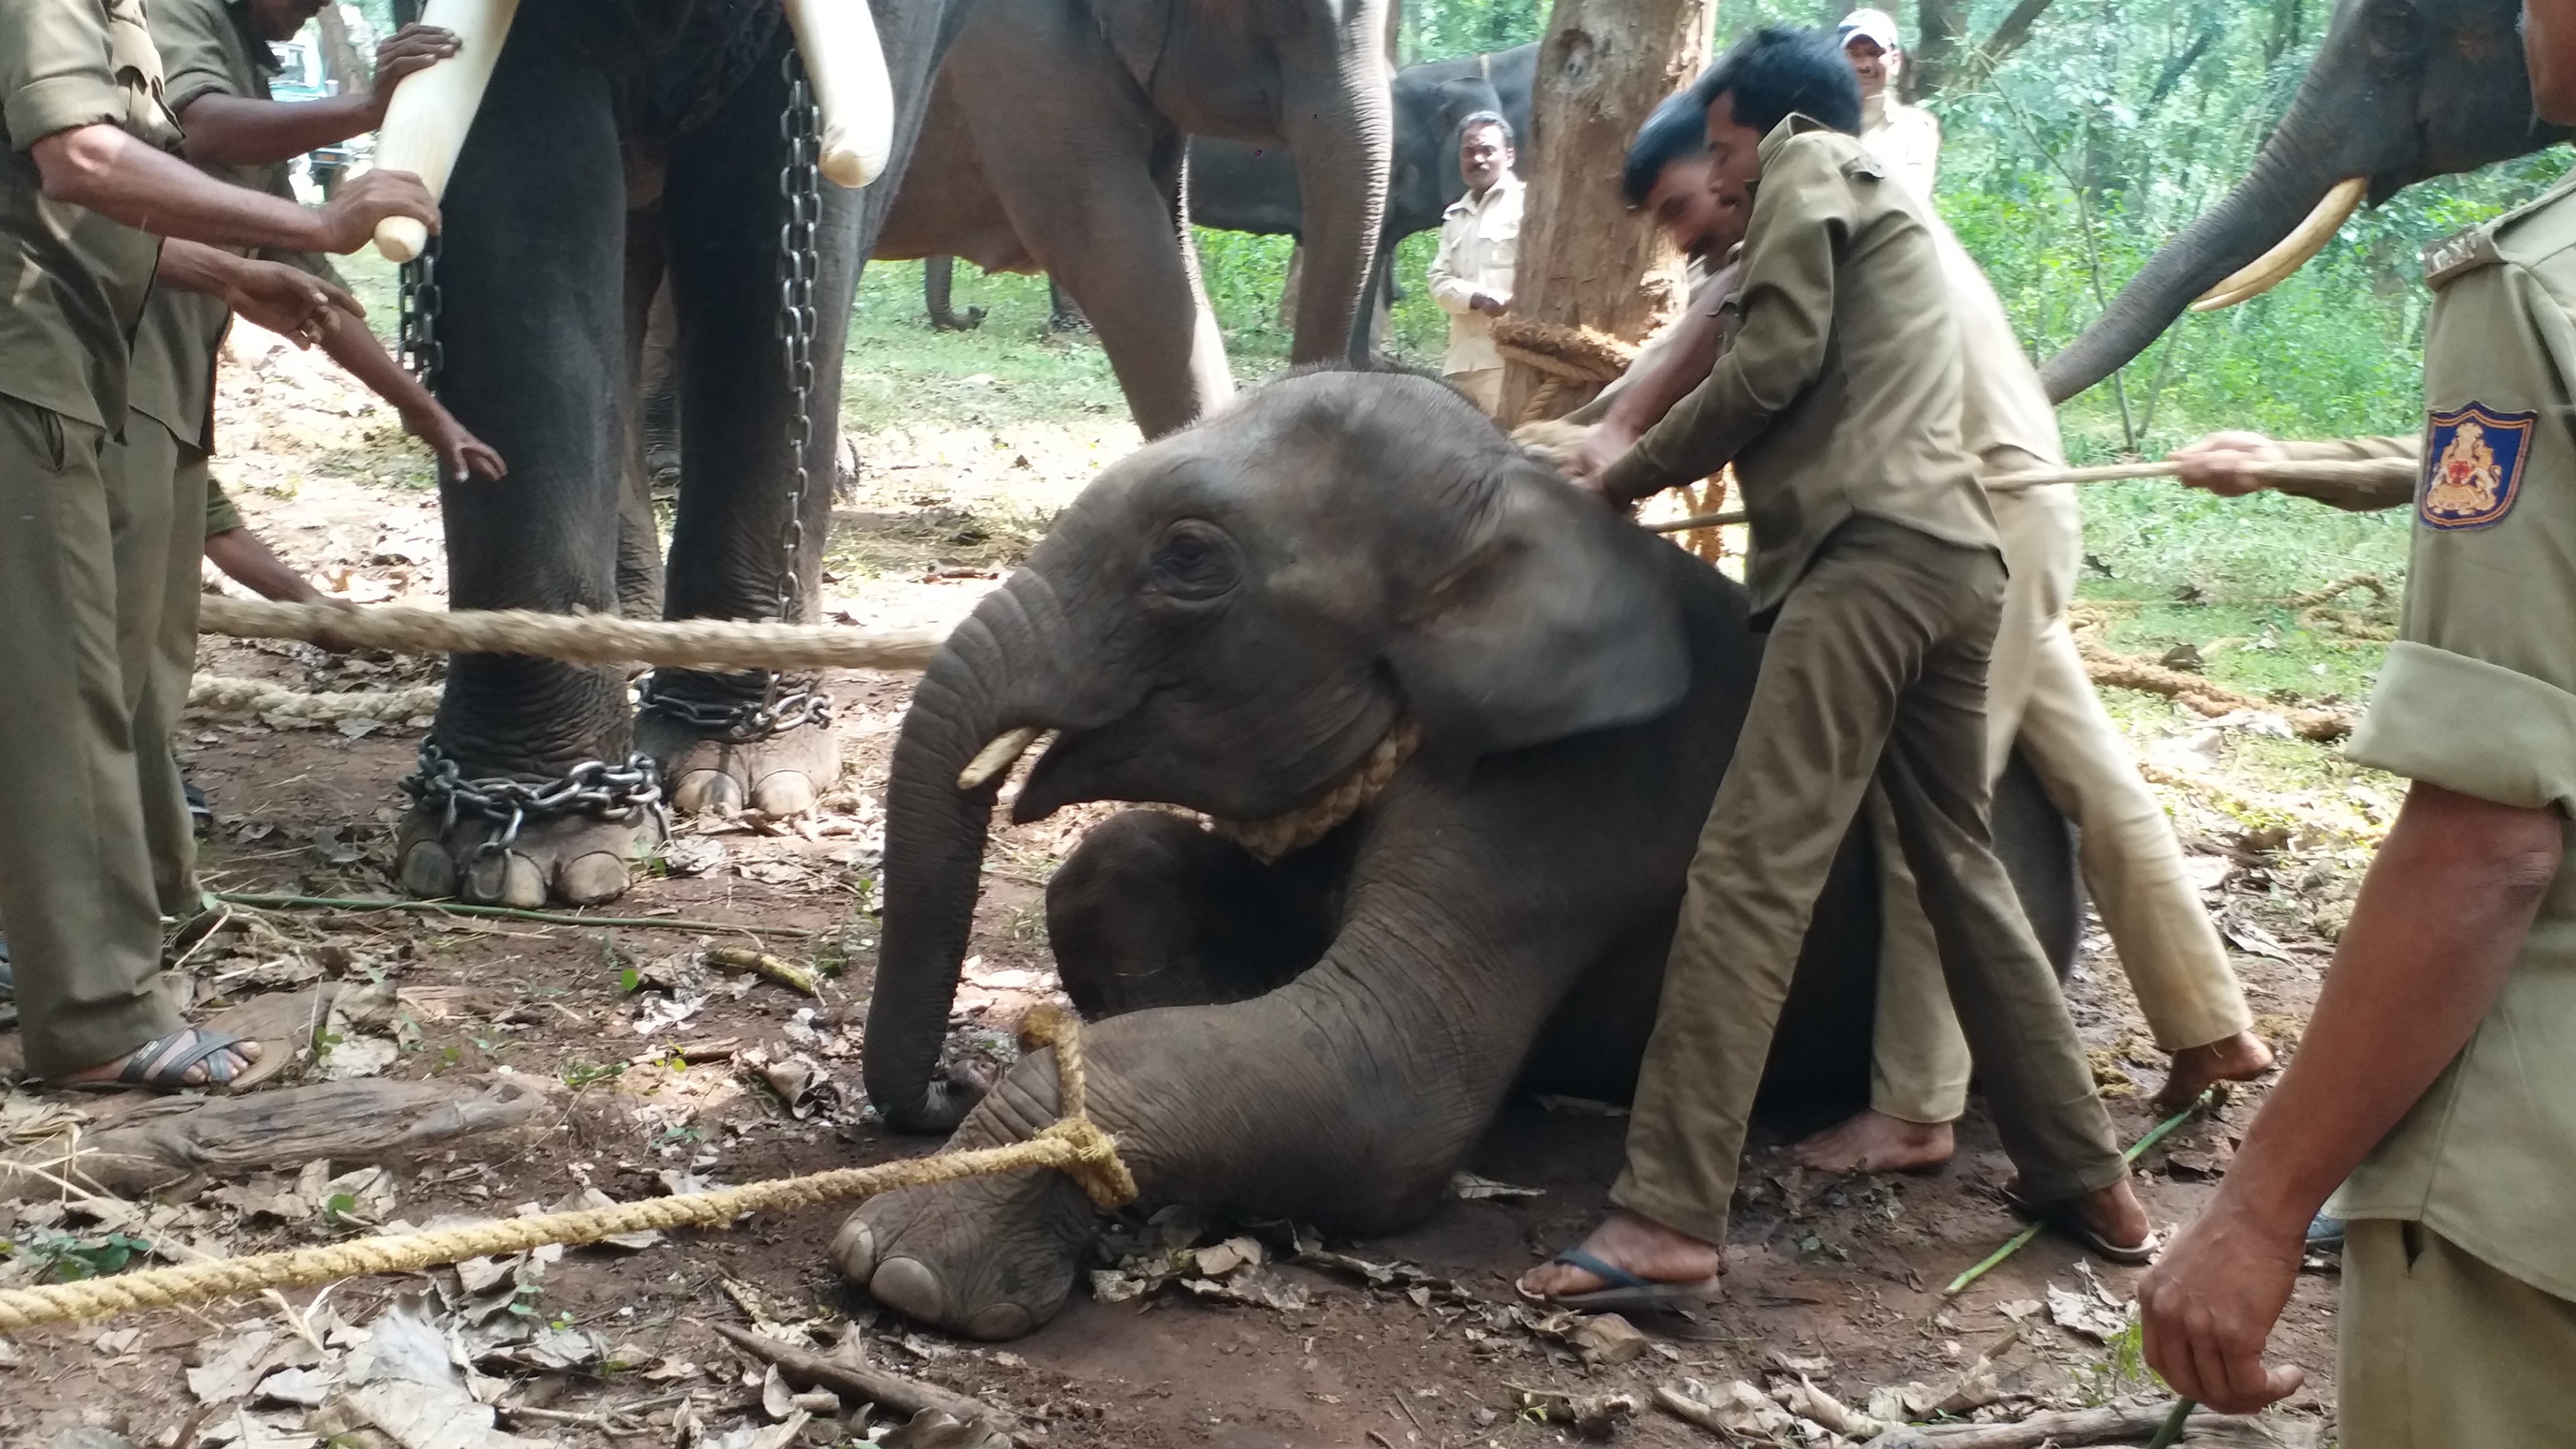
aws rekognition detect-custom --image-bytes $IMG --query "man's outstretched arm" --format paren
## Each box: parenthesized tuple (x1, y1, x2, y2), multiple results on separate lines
(34, 122, 433, 253)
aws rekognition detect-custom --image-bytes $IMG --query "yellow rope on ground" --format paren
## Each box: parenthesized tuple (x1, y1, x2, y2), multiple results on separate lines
(197, 597, 947, 674)
(187, 674, 444, 722)
(0, 1008, 1131, 1334)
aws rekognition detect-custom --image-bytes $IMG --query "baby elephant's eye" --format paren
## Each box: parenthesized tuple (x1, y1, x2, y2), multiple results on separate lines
(1148, 520, 1239, 600)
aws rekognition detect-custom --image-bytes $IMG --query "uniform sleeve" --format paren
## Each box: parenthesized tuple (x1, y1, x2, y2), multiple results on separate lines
(2269, 434, 2421, 513)
(256, 245, 347, 289)
(2348, 264, 2576, 815)
(204, 475, 244, 536)
(2, 0, 129, 148)
(1601, 136, 1848, 501)
(1428, 214, 1477, 315)
(150, 0, 245, 116)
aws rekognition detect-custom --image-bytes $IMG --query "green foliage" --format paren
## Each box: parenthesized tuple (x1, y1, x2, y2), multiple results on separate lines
(1399, 0, 1550, 66)
(2, 1229, 153, 1283)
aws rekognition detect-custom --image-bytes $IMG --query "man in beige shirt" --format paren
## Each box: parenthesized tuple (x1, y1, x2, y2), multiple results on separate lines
(1518, 29, 2144, 1309)
(1427, 112, 1523, 416)
(1839, 8, 1939, 201)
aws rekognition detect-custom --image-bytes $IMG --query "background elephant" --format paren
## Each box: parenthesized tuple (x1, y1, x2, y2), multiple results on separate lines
(395, 0, 983, 908)
(2043, 0, 2569, 402)
(842, 370, 2080, 1339)
(915, 42, 1538, 343)
(869, 0, 1394, 438)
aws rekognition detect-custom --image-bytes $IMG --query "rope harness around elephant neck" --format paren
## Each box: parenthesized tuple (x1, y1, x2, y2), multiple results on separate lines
(1213, 719, 1420, 863)
(0, 1007, 1131, 1334)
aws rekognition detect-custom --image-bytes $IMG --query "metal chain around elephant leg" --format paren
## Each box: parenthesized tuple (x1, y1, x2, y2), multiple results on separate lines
(396, 235, 443, 397)
(633, 50, 834, 746)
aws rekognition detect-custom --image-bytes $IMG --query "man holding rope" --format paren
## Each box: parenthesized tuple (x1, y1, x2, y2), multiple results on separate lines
(1, 0, 434, 1091)
(2139, 1, 2576, 1429)
(1517, 29, 2148, 1309)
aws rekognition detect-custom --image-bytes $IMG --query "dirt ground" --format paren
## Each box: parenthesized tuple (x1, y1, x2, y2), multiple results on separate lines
(0, 326, 2358, 1449)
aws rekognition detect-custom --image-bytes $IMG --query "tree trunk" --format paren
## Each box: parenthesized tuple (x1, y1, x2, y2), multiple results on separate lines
(315, 2, 370, 94)
(1907, 0, 1967, 101)
(1499, 0, 1713, 426)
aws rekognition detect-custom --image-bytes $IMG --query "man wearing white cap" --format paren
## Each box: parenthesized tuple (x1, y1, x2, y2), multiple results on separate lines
(1839, 8, 1940, 200)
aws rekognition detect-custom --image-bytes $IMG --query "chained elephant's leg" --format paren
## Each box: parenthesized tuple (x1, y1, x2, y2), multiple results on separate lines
(632, 36, 863, 818)
(395, 4, 662, 908)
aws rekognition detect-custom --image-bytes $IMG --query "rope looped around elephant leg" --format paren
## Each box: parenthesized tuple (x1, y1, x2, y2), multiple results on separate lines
(0, 1010, 1132, 1333)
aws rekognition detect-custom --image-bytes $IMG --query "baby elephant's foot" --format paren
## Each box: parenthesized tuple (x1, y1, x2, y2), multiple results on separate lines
(833, 1163, 1097, 1341)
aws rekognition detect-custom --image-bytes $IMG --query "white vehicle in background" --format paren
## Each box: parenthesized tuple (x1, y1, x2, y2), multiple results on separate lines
(271, 30, 374, 200)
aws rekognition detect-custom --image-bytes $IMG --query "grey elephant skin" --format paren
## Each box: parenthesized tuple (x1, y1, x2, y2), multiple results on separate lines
(2045, 0, 2569, 402)
(401, 0, 995, 907)
(840, 370, 2078, 1341)
(870, 0, 1395, 437)
(917, 43, 1538, 333)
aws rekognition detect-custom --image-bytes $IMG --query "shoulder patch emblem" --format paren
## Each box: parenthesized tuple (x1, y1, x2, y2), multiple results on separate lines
(2419, 405, 2536, 531)
(2421, 226, 2501, 288)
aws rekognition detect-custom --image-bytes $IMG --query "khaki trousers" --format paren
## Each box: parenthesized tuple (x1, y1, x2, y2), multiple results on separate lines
(0, 396, 185, 1077)
(1869, 480, 2250, 1123)
(1448, 367, 1505, 419)
(115, 439, 205, 917)
(2340, 1220, 2576, 1449)
(1614, 518, 2125, 1246)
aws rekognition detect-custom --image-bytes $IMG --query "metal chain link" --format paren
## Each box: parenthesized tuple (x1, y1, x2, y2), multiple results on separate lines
(396, 236, 443, 396)
(634, 50, 834, 744)
(399, 738, 663, 865)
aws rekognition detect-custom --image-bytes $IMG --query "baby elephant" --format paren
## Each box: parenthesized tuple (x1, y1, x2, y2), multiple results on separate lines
(842, 369, 2076, 1338)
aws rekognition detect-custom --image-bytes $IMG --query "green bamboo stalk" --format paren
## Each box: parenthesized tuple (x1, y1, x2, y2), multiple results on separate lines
(1944, 1090, 2212, 1296)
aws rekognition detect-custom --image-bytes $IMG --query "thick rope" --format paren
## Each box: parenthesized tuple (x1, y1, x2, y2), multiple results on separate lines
(0, 1008, 1131, 1334)
(188, 674, 443, 722)
(197, 597, 946, 674)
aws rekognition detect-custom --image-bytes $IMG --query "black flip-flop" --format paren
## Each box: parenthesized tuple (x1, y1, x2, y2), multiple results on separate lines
(2002, 1184, 2161, 1266)
(1516, 1246, 1718, 1313)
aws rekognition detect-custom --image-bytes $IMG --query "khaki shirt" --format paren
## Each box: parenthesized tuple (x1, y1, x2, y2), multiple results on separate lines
(1860, 92, 1939, 202)
(2275, 433, 2420, 512)
(205, 472, 242, 534)
(2333, 171, 2576, 1303)
(1427, 171, 1523, 376)
(0, 0, 182, 427)
(135, 0, 341, 447)
(1601, 115, 1995, 618)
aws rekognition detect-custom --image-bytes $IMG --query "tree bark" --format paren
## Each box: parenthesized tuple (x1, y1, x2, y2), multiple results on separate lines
(1907, 0, 1968, 101)
(1498, 0, 1713, 425)
(315, 3, 370, 94)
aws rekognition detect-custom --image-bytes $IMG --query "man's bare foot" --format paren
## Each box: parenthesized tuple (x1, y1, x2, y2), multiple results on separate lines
(2152, 1031, 2275, 1114)
(1791, 1110, 1955, 1173)
(1514, 1209, 1721, 1300)
(54, 1029, 262, 1090)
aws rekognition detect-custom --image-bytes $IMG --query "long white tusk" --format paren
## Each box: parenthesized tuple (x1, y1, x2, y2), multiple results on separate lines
(957, 726, 1043, 791)
(2190, 176, 2368, 314)
(784, 0, 896, 187)
(369, 0, 522, 263)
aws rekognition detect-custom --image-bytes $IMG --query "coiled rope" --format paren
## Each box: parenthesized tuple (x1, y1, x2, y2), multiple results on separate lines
(0, 1007, 1130, 1333)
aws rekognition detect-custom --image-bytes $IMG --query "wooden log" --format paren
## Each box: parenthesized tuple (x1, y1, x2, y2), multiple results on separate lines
(0, 1076, 555, 1200)
(709, 1323, 1006, 1436)
(372, 0, 523, 262)
(1868, 1401, 2317, 1449)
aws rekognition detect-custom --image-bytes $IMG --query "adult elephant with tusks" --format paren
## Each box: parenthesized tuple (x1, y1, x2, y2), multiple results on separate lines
(2043, 0, 2569, 403)
(840, 370, 2082, 1340)
(389, 0, 977, 909)
(870, 0, 1395, 436)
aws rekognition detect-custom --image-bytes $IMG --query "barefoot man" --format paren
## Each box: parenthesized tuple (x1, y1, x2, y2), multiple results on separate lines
(1521, 28, 2149, 1309)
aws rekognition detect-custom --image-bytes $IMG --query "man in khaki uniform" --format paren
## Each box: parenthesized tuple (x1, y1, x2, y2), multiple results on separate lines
(2140, 6, 2576, 1432)
(1519, 30, 2146, 1306)
(1, 0, 431, 1088)
(118, 0, 496, 911)
(1427, 112, 1524, 416)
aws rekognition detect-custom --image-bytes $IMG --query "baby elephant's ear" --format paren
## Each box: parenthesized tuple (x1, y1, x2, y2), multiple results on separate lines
(1384, 462, 1690, 759)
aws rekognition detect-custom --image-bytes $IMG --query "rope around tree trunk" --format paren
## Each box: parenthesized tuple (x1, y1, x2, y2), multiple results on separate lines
(0, 1007, 1130, 1333)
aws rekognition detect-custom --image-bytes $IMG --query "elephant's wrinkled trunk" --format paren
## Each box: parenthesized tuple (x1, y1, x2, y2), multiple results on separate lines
(2040, 144, 2358, 405)
(863, 576, 1058, 1134)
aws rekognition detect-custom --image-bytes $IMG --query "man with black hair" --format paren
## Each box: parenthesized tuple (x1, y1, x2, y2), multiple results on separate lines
(1519, 27, 2149, 1308)
(1428, 112, 1522, 415)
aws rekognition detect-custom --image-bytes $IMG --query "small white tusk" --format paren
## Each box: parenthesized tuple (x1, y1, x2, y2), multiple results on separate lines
(2190, 176, 2368, 314)
(369, 0, 524, 262)
(784, 0, 896, 187)
(957, 726, 1043, 791)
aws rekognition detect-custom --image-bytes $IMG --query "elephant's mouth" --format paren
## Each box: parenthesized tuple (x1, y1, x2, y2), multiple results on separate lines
(1209, 719, 1420, 862)
(956, 717, 1419, 863)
